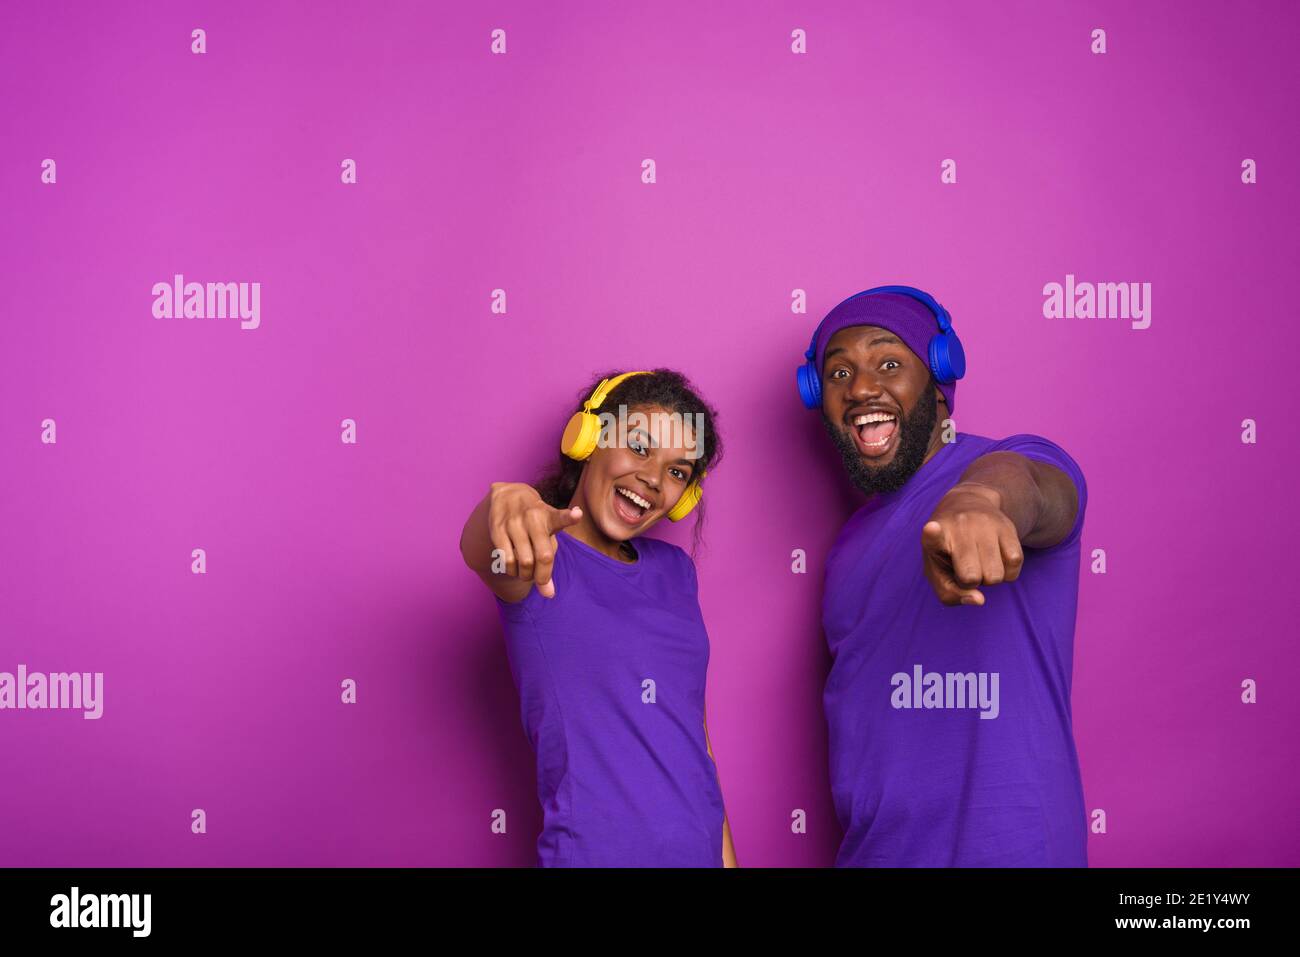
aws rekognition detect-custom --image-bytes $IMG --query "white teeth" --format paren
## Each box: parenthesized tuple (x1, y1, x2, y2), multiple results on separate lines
(616, 487, 651, 510)
(853, 412, 896, 426)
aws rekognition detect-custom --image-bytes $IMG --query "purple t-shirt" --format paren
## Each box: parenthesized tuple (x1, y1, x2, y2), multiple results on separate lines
(494, 529, 724, 867)
(822, 432, 1089, 867)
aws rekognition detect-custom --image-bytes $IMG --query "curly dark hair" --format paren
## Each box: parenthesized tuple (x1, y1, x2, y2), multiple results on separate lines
(534, 368, 723, 555)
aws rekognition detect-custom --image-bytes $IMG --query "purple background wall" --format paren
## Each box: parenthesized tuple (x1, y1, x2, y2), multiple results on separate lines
(2, 0, 1296, 867)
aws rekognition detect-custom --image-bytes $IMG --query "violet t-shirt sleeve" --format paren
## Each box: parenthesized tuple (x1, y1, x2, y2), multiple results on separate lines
(681, 548, 699, 598)
(990, 433, 1087, 550)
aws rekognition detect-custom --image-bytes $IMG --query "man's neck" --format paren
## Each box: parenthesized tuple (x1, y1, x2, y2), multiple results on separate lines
(921, 426, 948, 466)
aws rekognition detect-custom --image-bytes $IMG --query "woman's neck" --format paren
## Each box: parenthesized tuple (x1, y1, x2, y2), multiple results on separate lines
(566, 492, 638, 563)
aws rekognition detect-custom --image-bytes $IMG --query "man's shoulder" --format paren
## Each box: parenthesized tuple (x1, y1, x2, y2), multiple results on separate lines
(980, 432, 1084, 476)
(948, 431, 1001, 458)
(976, 430, 1074, 453)
(955, 432, 1083, 476)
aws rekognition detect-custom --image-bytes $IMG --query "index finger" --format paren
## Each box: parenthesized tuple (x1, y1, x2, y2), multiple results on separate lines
(922, 521, 984, 606)
(526, 514, 560, 598)
(921, 520, 950, 557)
(547, 505, 583, 533)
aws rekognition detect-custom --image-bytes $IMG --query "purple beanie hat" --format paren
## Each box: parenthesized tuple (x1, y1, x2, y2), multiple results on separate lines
(813, 291, 957, 413)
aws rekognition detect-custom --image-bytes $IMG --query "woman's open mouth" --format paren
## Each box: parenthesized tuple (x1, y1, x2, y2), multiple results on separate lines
(850, 410, 898, 459)
(612, 485, 652, 526)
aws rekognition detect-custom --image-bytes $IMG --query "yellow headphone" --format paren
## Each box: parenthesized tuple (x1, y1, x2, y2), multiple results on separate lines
(560, 371, 707, 522)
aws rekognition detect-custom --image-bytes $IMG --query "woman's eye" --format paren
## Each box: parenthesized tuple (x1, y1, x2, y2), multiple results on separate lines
(882, 360, 899, 371)
(670, 468, 685, 481)
(628, 437, 646, 454)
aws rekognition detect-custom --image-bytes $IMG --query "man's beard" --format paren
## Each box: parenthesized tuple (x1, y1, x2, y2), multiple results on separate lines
(821, 380, 939, 496)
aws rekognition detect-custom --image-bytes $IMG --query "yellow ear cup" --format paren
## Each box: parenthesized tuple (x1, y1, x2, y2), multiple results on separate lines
(560, 409, 602, 460)
(560, 371, 652, 461)
(666, 469, 707, 522)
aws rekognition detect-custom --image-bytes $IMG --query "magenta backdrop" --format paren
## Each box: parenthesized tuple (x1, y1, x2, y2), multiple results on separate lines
(2, 0, 1297, 868)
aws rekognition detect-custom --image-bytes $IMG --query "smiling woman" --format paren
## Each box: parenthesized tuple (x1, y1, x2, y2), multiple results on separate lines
(537, 370, 721, 556)
(457, 367, 738, 868)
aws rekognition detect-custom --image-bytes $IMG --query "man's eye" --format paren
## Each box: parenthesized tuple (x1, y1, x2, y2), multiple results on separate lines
(829, 368, 849, 380)
(882, 360, 899, 371)
(629, 439, 646, 454)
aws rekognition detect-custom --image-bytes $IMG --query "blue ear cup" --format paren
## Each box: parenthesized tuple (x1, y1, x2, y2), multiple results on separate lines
(920, 290, 964, 383)
(928, 326, 965, 383)
(795, 334, 822, 409)
(797, 285, 966, 406)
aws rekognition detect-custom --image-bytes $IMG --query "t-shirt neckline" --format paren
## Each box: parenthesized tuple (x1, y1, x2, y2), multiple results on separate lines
(558, 528, 644, 571)
(873, 434, 961, 504)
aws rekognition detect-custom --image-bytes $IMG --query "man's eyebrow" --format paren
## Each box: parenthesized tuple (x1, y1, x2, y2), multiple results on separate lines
(825, 335, 902, 360)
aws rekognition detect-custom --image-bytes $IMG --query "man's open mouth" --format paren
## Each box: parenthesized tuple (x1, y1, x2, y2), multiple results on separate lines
(849, 410, 898, 457)
(612, 485, 652, 525)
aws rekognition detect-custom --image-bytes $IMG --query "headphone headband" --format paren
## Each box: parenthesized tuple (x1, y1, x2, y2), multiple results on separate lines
(583, 371, 650, 413)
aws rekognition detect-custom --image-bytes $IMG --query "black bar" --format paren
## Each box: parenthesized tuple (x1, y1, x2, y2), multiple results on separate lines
(0, 867, 1289, 942)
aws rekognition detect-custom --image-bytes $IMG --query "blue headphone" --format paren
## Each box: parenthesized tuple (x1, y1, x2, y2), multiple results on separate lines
(795, 284, 966, 409)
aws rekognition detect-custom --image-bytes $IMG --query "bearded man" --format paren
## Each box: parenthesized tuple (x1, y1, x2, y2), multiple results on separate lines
(798, 285, 1089, 867)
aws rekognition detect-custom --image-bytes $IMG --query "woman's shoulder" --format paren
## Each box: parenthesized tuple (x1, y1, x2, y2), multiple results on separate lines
(636, 534, 683, 559)
(637, 536, 697, 584)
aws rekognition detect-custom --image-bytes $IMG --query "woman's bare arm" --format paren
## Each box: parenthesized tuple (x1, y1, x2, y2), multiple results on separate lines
(459, 482, 582, 603)
(704, 704, 738, 867)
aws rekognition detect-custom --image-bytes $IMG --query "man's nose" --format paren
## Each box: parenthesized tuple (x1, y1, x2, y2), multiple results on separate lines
(848, 369, 884, 400)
